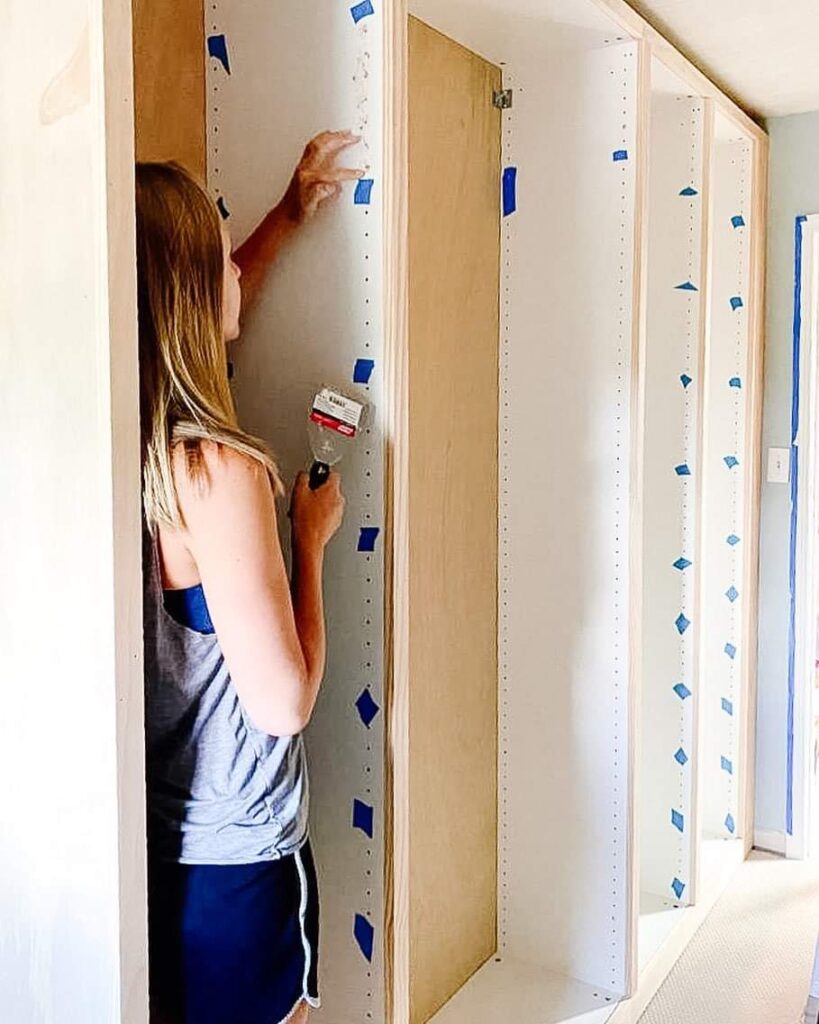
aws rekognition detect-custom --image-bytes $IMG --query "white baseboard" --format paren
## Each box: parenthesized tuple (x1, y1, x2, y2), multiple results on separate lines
(754, 829, 786, 855)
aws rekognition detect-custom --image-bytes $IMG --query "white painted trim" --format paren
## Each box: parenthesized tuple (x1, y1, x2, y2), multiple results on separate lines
(791, 214, 819, 862)
(753, 829, 786, 855)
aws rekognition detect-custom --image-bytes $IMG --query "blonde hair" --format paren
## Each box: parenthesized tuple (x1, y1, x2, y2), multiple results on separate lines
(135, 162, 282, 528)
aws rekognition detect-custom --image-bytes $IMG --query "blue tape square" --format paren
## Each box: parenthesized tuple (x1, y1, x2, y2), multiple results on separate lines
(354, 914, 374, 961)
(671, 809, 685, 833)
(353, 799, 374, 838)
(674, 683, 692, 700)
(671, 877, 686, 899)
(722, 697, 734, 716)
(354, 178, 374, 205)
(721, 756, 733, 775)
(358, 527, 380, 552)
(679, 187, 698, 197)
(729, 376, 743, 389)
(216, 196, 231, 220)
(354, 358, 375, 384)
(724, 642, 737, 660)
(356, 688, 380, 728)
(724, 455, 740, 469)
(680, 374, 693, 389)
(207, 34, 231, 75)
(675, 463, 691, 477)
(674, 748, 689, 766)
(725, 813, 736, 835)
(350, 0, 375, 22)
(727, 534, 741, 547)
(502, 167, 517, 217)
(730, 295, 744, 311)
(676, 281, 698, 292)
(731, 215, 746, 229)
(726, 586, 739, 603)
(675, 613, 691, 635)
(613, 149, 629, 162)
(673, 557, 692, 572)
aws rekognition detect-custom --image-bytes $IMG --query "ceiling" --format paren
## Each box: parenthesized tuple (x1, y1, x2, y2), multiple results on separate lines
(627, 0, 819, 121)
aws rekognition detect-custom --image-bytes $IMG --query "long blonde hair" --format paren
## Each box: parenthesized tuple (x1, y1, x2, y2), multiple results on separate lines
(135, 162, 281, 528)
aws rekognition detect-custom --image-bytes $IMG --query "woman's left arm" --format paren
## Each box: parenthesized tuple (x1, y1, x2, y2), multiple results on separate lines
(234, 130, 363, 309)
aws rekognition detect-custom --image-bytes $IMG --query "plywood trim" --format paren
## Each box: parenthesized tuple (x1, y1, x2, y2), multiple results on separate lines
(384, 0, 411, 1021)
(589, 0, 767, 144)
(132, 0, 206, 177)
(740, 132, 769, 853)
(625, 36, 651, 997)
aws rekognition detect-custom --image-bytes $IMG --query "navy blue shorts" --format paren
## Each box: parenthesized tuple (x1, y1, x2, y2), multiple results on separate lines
(148, 841, 320, 1024)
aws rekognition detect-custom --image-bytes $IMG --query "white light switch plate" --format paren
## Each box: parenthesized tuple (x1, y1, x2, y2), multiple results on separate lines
(767, 447, 790, 484)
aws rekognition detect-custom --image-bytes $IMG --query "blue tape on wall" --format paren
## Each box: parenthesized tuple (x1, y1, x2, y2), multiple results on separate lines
(676, 281, 699, 292)
(674, 748, 689, 766)
(729, 376, 743, 389)
(612, 149, 629, 162)
(724, 643, 737, 660)
(671, 878, 686, 899)
(725, 814, 736, 834)
(352, 799, 374, 838)
(675, 463, 691, 477)
(679, 187, 698, 197)
(207, 34, 231, 75)
(726, 586, 739, 603)
(350, 0, 375, 22)
(502, 167, 517, 217)
(354, 178, 374, 205)
(675, 614, 691, 635)
(356, 688, 380, 728)
(354, 914, 375, 961)
(216, 196, 231, 220)
(787, 216, 808, 836)
(673, 557, 692, 571)
(353, 358, 375, 384)
(680, 374, 693, 389)
(731, 215, 746, 229)
(727, 534, 741, 546)
(358, 527, 380, 552)
(674, 683, 692, 700)
(721, 756, 734, 775)
(730, 295, 744, 311)
(722, 697, 734, 715)
(724, 455, 740, 469)
(671, 810, 685, 833)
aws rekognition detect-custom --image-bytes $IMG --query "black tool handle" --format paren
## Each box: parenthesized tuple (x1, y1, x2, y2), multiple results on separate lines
(309, 461, 331, 490)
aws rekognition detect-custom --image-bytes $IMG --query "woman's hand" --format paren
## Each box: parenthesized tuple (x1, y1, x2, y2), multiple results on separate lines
(289, 470, 346, 551)
(278, 130, 364, 226)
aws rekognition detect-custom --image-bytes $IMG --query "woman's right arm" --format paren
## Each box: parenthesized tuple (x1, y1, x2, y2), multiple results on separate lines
(174, 442, 344, 737)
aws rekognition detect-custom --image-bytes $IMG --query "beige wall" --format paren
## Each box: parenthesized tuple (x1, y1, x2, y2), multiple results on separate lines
(0, 1, 145, 1020)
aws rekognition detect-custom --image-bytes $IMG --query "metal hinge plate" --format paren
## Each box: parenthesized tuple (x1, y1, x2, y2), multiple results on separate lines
(493, 88, 513, 110)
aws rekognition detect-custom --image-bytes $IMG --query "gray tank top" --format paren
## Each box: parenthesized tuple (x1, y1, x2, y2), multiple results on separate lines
(142, 525, 308, 864)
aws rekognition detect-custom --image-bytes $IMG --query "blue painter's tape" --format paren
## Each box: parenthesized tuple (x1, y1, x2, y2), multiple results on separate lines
(675, 463, 691, 477)
(726, 586, 739, 603)
(731, 215, 746, 229)
(354, 914, 374, 961)
(730, 295, 744, 311)
(724, 642, 737, 660)
(358, 527, 380, 552)
(673, 557, 692, 572)
(216, 196, 230, 220)
(613, 149, 629, 162)
(727, 534, 741, 546)
(674, 683, 692, 700)
(680, 373, 693, 389)
(352, 799, 374, 839)
(674, 748, 689, 766)
(354, 358, 375, 384)
(671, 878, 686, 900)
(675, 613, 691, 635)
(722, 697, 734, 716)
(725, 813, 736, 835)
(676, 281, 699, 292)
(671, 809, 684, 833)
(724, 455, 740, 469)
(729, 376, 743, 389)
(788, 215, 808, 837)
(721, 756, 734, 775)
(207, 34, 231, 75)
(502, 167, 517, 217)
(356, 688, 380, 728)
(350, 0, 375, 22)
(680, 186, 699, 197)
(355, 178, 374, 205)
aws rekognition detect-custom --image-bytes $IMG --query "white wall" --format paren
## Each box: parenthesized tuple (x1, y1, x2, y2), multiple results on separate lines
(756, 111, 819, 838)
(0, 2, 146, 1020)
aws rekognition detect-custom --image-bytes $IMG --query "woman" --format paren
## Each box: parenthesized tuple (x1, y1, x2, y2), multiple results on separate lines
(137, 132, 361, 1024)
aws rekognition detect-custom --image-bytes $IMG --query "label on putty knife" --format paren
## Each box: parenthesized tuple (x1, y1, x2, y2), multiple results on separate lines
(310, 387, 365, 438)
